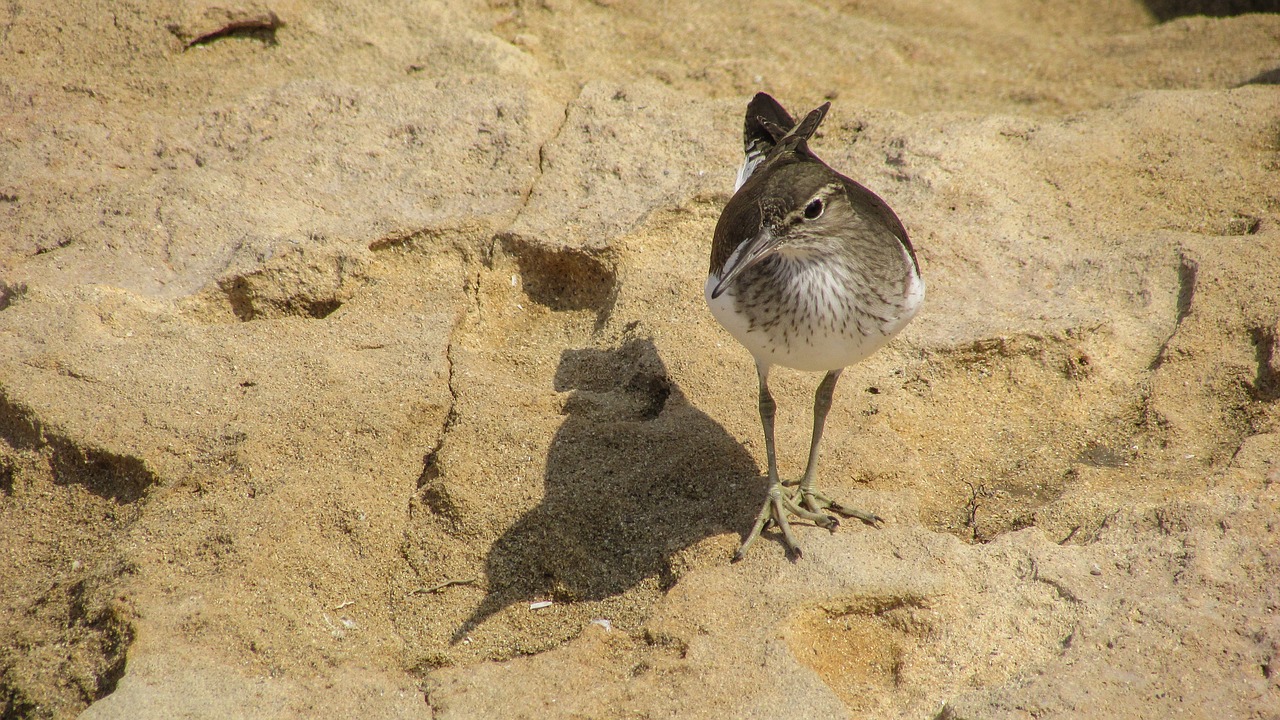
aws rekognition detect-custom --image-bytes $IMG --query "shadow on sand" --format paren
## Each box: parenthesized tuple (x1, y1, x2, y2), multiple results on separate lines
(454, 337, 760, 640)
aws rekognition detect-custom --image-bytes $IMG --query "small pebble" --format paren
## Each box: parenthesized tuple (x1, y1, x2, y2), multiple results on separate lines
(512, 33, 540, 49)
(1090, 563, 1103, 576)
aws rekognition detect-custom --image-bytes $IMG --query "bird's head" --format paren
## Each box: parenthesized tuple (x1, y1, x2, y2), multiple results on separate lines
(710, 160, 852, 299)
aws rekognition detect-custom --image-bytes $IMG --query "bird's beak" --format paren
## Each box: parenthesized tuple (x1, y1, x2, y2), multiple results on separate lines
(711, 226, 780, 299)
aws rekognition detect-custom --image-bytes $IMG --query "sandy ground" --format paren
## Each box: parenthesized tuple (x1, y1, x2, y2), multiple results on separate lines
(2, 1, 1279, 718)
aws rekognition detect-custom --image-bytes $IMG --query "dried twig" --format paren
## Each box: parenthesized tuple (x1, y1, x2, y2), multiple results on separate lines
(407, 577, 477, 596)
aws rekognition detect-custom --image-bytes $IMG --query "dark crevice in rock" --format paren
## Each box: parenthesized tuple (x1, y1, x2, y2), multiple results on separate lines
(1142, 0, 1280, 21)
(220, 275, 345, 321)
(515, 95, 575, 222)
(49, 443, 156, 505)
(0, 389, 157, 504)
(212, 243, 368, 322)
(496, 234, 618, 324)
(1150, 253, 1198, 371)
(170, 10, 283, 50)
(415, 339, 464, 530)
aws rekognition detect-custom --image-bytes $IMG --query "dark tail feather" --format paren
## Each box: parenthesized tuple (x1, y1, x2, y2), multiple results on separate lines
(744, 92, 796, 157)
(790, 102, 830, 144)
(737, 93, 797, 187)
(737, 94, 830, 189)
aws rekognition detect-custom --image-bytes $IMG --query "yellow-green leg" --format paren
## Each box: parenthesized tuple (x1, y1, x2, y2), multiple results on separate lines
(792, 369, 883, 526)
(734, 364, 838, 562)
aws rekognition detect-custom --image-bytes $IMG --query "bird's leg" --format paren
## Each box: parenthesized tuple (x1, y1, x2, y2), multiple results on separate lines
(735, 365, 835, 562)
(735, 368, 796, 561)
(794, 369, 883, 527)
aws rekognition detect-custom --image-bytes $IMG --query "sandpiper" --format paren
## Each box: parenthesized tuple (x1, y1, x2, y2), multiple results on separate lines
(706, 93, 924, 561)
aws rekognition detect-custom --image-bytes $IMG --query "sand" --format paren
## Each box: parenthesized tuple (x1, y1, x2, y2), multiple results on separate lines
(1, 0, 1278, 717)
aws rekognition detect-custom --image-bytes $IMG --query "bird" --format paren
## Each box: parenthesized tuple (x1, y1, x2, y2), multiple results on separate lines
(705, 92, 924, 561)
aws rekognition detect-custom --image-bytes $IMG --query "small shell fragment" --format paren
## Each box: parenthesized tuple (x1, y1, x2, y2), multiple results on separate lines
(529, 600, 553, 610)
(590, 618, 612, 632)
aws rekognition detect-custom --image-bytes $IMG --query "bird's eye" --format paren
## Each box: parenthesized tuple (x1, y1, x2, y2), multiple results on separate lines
(803, 198, 824, 220)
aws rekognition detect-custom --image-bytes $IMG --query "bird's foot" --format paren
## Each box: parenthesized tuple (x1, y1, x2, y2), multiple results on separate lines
(793, 487, 884, 528)
(734, 488, 840, 562)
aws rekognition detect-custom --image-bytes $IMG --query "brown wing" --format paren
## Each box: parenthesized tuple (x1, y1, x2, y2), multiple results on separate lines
(839, 175, 919, 271)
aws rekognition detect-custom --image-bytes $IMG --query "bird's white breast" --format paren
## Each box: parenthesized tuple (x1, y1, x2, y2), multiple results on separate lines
(705, 250, 923, 372)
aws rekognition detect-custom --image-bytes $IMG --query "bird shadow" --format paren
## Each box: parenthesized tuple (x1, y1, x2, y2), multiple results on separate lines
(453, 336, 760, 641)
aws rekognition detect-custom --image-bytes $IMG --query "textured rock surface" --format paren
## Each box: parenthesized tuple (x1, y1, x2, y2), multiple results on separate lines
(1, 1, 1278, 718)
